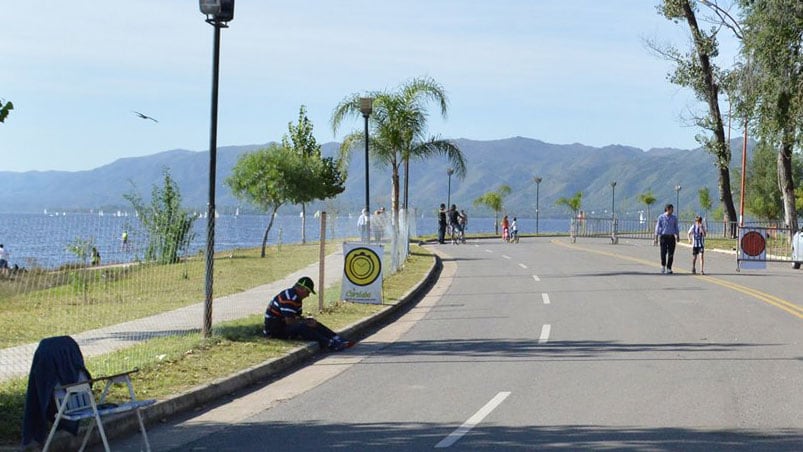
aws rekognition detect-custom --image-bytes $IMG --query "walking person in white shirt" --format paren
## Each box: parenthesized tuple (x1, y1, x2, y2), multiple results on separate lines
(688, 216, 706, 274)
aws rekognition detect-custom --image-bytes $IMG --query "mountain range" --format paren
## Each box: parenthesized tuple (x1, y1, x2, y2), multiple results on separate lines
(0, 137, 752, 218)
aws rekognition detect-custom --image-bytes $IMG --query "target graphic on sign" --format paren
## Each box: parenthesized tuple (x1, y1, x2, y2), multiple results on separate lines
(740, 230, 766, 257)
(344, 247, 382, 286)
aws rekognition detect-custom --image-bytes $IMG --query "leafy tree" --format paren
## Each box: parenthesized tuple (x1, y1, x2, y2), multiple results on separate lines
(124, 168, 196, 265)
(473, 184, 511, 235)
(0, 98, 12, 123)
(226, 144, 308, 257)
(745, 140, 783, 221)
(556, 192, 583, 218)
(332, 76, 467, 227)
(282, 105, 346, 243)
(738, 0, 802, 231)
(639, 190, 657, 222)
(698, 186, 712, 220)
(652, 0, 739, 237)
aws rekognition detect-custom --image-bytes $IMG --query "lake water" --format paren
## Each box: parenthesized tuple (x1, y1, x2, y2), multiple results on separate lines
(0, 212, 571, 269)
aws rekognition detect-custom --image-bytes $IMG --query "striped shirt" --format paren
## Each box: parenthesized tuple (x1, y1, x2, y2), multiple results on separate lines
(655, 213, 679, 236)
(265, 287, 303, 321)
(689, 223, 706, 248)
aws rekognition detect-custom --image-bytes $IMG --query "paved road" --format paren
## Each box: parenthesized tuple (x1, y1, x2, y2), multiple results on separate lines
(111, 237, 803, 451)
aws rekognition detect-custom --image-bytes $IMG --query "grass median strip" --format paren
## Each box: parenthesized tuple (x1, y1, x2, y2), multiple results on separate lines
(0, 245, 434, 446)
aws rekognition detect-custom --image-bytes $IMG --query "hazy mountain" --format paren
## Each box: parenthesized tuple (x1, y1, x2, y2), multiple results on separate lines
(0, 137, 753, 218)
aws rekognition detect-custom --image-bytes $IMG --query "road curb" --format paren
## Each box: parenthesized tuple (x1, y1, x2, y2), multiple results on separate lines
(54, 251, 442, 451)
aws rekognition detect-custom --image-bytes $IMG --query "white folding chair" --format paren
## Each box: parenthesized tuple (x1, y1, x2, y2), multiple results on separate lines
(43, 368, 156, 452)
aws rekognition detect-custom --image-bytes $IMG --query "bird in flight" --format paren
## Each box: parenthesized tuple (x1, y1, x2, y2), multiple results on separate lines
(132, 111, 158, 123)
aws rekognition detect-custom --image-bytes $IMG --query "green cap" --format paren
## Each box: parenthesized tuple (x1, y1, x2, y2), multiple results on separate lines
(295, 276, 316, 294)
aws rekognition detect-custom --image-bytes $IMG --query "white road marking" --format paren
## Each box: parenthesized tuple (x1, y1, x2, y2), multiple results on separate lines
(532, 274, 540, 282)
(435, 392, 512, 448)
(541, 293, 550, 305)
(502, 255, 511, 260)
(518, 263, 527, 269)
(539, 324, 551, 344)
(485, 249, 493, 253)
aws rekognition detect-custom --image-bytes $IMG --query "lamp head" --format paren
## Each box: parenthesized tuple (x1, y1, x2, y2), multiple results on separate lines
(359, 97, 374, 116)
(200, 0, 234, 23)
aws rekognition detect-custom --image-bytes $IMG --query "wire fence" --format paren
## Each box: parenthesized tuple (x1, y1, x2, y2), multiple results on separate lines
(0, 209, 414, 383)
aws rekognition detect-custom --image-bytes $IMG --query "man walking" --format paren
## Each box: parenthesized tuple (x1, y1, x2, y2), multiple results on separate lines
(654, 204, 680, 274)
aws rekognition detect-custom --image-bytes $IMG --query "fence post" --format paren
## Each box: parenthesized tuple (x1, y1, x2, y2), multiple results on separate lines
(318, 212, 326, 313)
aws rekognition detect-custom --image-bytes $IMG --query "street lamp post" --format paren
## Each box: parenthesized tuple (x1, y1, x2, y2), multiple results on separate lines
(360, 97, 373, 241)
(610, 181, 617, 219)
(199, 0, 234, 337)
(534, 176, 542, 234)
(675, 184, 682, 217)
(446, 167, 454, 208)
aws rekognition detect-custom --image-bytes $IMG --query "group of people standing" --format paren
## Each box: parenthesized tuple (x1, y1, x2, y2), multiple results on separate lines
(357, 207, 388, 243)
(438, 204, 468, 244)
(500, 215, 519, 243)
(654, 203, 707, 274)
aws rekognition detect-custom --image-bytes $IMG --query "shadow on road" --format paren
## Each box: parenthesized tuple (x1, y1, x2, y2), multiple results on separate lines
(172, 419, 803, 451)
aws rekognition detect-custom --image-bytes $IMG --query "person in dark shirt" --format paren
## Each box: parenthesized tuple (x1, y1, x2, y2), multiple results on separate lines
(448, 204, 462, 244)
(264, 276, 352, 351)
(437, 203, 447, 244)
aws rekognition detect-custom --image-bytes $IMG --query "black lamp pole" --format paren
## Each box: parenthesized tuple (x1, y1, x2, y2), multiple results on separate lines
(360, 97, 373, 241)
(675, 184, 682, 217)
(534, 176, 542, 234)
(611, 181, 617, 219)
(446, 167, 454, 208)
(200, 0, 233, 337)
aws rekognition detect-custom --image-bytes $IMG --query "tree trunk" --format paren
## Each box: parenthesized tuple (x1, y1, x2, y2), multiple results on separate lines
(403, 158, 410, 211)
(717, 165, 739, 238)
(391, 164, 400, 231)
(778, 141, 798, 232)
(261, 207, 279, 258)
(301, 203, 307, 244)
(682, 0, 738, 237)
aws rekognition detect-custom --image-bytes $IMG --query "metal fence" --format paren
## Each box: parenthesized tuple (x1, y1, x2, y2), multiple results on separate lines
(568, 216, 800, 269)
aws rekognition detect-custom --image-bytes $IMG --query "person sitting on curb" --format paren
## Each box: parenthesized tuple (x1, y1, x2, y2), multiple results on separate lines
(263, 276, 353, 351)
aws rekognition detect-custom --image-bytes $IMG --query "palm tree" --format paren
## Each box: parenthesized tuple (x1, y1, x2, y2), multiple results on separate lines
(331, 77, 467, 225)
(556, 192, 583, 217)
(473, 185, 512, 235)
(639, 190, 657, 224)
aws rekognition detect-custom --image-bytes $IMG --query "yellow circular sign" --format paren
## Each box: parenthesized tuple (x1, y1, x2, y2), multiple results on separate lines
(344, 247, 382, 286)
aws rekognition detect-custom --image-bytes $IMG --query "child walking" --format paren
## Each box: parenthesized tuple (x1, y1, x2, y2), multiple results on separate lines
(688, 216, 706, 274)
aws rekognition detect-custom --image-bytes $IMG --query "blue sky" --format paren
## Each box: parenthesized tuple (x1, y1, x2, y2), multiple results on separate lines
(1, 1, 741, 172)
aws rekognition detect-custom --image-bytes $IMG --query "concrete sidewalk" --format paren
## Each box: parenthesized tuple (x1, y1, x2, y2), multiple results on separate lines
(0, 250, 345, 382)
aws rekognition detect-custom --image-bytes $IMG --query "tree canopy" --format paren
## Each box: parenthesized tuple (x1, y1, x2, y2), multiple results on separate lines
(331, 76, 467, 224)
(556, 192, 583, 217)
(226, 144, 305, 257)
(282, 105, 345, 243)
(124, 168, 196, 265)
(0, 99, 13, 123)
(473, 184, 511, 234)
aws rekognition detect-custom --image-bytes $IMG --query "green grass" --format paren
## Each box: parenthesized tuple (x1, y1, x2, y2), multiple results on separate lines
(0, 243, 339, 348)
(0, 245, 434, 446)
